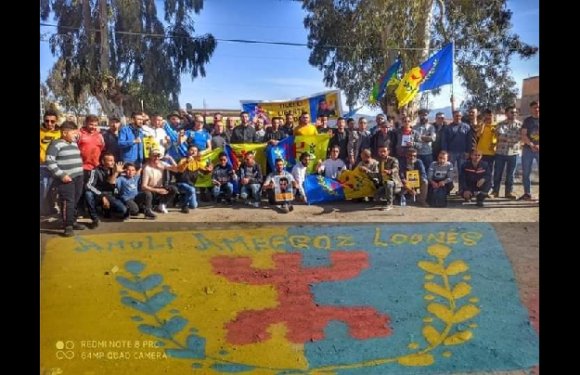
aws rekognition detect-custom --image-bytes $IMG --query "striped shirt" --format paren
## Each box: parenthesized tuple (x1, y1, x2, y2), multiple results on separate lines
(45, 139, 84, 179)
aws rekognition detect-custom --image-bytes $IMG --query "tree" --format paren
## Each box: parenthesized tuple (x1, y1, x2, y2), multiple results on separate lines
(40, 0, 216, 117)
(46, 58, 94, 116)
(301, 0, 538, 113)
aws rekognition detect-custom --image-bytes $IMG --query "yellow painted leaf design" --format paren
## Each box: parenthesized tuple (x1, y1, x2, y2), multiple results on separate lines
(422, 325, 441, 346)
(443, 330, 473, 345)
(451, 282, 471, 299)
(397, 353, 435, 366)
(427, 303, 453, 324)
(453, 304, 480, 323)
(418, 261, 444, 275)
(427, 244, 451, 259)
(424, 282, 452, 299)
(446, 260, 469, 275)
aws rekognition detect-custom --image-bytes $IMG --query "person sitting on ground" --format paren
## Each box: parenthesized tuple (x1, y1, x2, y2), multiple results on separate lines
(373, 145, 402, 211)
(427, 150, 455, 206)
(85, 152, 127, 227)
(238, 152, 263, 207)
(399, 148, 428, 207)
(263, 158, 298, 213)
(141, 147, 180, 214)
(211, 152, 237, 204)
(116, 163, 156, 219)
(317, 145, 347, 179)
(291, 152, 311, 203)
(459, 150, 491, 207)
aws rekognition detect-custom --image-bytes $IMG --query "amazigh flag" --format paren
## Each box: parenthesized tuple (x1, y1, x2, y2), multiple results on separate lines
(395, 43, 453, 108)
(195, 147, 226, 188)
(229, 143, 268, 176)
(295, 134, 331, 173)
(303, 175, 345, 204)
(370, 58, 402, 104)
(338, 168, 377, 199)
(266, 136, 296, 172)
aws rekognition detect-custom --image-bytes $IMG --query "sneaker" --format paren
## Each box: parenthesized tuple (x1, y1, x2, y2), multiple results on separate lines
(252, 202, 260, 208)
(518, 193, 533, 201)
(63, 226, 74, 237)
(181, 206, 190, 214)
(73, 222, 87, 230)
(144, 210, 157, 219)
(288, 204, 294, 212)
(87, 220, 98, 229)
(476, 201, 484, 207)
(505, 192, 517, 200)
(281, 203, 290, 213)
(380, 204, 393, 211)
(489, 191, 499, 199)
(157, 204, 169, 214)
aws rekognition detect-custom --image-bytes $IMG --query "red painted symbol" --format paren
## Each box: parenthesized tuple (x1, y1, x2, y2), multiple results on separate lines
(212, 252, 391, 344)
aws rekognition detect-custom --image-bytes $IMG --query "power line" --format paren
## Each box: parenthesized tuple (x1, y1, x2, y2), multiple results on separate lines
(40, 22, 538, 52)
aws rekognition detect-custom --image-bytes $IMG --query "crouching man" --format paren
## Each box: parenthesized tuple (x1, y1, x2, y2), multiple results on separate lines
(263, 158, 297, 213)
(459, 150, 491, 207)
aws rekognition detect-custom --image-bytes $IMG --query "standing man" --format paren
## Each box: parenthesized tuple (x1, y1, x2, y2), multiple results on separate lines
(519, 101, 539, 201)
(231, 111, 258, 143)
(45, 121, 86, 237)
(491, 106, 521, 199)
(40, 110, 61, 216)
(102, 117, 122, 161)
(413, 109, 436, 169)
(441, 110, 472, 186)
(118, 112, 145, 168)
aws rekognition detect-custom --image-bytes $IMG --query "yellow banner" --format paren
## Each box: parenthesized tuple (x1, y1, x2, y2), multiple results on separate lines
(241, 90, 343, 120)
(338, 168, 377, 199)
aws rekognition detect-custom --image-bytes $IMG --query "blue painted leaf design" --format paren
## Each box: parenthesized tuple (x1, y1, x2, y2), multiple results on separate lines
(146, 290, 176, 314)
(186, 334, 206, 352)
(166, 348, 204, 359)
(211, 363, 255, 372)
(116, 276, 143, 292)
(138, 324, 170, 339)
(125, 261, 145, 275)
(116, 275, 163, 293)
(163, 316, 188, 336)
(121, 296, 152, 314)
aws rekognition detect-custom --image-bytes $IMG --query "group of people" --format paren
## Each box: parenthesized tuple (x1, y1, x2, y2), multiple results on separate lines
(40, 101, 539, 236)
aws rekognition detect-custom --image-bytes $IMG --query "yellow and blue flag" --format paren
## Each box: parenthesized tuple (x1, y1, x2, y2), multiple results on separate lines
(396, 43, 453, 108)
(370, 58, 402, 104)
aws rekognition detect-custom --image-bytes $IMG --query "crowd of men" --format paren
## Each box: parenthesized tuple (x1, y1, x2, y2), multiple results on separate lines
(40, 102, 539, 237)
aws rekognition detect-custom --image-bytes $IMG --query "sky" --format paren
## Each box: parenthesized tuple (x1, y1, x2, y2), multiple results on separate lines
(39, 0, 539, 116)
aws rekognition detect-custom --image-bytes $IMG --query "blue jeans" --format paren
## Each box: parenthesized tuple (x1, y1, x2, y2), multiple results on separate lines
(493, 154, 517, 194)
(213, 183, 234, 200)
(521, 148, 539, 195)
(448, 152, 467, 184)
(177, 182, 198, 209)
(418, 154, 433, 172)
(40, 165, 54, 215)
(85, 191, 127, 220)
(240, 183, 261, 203)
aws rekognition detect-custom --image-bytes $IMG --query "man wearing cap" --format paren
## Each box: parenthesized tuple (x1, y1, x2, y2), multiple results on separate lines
(45, 121, 86, 237)
(141, 147, 180, 214)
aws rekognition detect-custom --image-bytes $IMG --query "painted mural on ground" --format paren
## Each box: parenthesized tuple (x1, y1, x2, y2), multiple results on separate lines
(40, 224, 538, 374)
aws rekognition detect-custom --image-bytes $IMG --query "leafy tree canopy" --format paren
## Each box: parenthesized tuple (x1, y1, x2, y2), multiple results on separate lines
(41, 0, 216, 117)
(302, 0, 538, 112)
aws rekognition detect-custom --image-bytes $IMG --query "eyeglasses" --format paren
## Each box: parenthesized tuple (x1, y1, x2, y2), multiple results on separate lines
(45, 120, 56, 124)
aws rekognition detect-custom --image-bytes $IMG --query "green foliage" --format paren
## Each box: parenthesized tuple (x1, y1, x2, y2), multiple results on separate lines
(41, 0, 216, 116)
(301, 0, 537, 112)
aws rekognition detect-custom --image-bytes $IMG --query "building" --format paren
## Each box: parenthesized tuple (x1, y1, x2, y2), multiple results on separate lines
(519, 76, 539, 117)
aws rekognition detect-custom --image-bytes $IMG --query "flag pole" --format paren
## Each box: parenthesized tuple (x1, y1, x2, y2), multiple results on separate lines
(451, 40, 455, 112)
